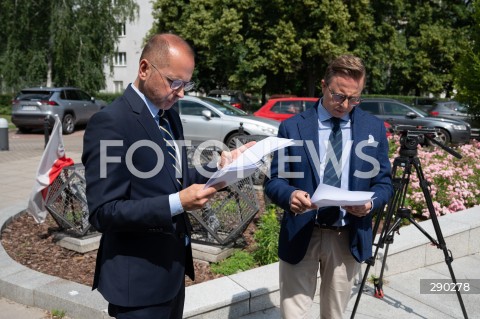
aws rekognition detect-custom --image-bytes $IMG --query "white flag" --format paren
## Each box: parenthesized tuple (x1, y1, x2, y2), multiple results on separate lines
(27, 116, 74, 223)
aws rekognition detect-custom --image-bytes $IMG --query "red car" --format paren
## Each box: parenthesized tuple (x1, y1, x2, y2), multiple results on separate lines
(254, 97, 319, 121)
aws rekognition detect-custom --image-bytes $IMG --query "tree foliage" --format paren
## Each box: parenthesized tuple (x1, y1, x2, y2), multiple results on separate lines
(150, 0, 473, 100)
(454, 0, 480, 116)
(0, 0, 138, 94)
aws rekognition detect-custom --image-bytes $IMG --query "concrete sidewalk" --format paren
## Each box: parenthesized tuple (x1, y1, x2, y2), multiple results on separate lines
(0, 129, 479, 319)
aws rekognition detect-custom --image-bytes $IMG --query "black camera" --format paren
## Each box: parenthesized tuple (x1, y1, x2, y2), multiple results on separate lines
(392, 125, 439, 151)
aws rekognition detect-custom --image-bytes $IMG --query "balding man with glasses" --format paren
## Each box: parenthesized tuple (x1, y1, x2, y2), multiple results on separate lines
(82, 33, 252, 319)
(265, 54, 393, 318)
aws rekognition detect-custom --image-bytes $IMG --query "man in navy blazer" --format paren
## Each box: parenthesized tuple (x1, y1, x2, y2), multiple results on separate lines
(264, 55, 393, 318)
(83, 33, 252, 319)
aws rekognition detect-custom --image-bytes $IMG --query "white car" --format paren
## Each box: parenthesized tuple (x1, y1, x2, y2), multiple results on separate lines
(172, 95, 279, 149)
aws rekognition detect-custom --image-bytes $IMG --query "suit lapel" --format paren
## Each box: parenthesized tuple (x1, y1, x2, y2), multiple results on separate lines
(349, 108, 368, 190)
(298, 107, 321, 186)
(135, 99, 182, 191)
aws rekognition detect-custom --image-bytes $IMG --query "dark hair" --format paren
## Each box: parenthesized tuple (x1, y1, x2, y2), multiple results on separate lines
(324, 54, 366, 86)
(140, 33, 194, 68)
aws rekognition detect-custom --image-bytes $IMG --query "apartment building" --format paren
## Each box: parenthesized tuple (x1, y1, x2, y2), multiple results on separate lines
(103, 0, 154, 93)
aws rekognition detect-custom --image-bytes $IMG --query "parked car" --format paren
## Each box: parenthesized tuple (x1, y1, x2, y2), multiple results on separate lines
(428, 101, 480, 140)
(207, 89, 250, 110)
(411, 97, 438, 112)
(357, 98, 471, 145)
(173, 95, 279, 148)
(254, 97, 319, 121)
(11, 87, 106, 134)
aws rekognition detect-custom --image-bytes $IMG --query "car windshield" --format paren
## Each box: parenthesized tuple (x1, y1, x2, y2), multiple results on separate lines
(199, 97, 248, 116)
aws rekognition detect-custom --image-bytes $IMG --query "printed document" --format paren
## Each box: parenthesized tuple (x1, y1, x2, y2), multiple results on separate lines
(311, 184, 375, 207)
(204, 137, 294, 189)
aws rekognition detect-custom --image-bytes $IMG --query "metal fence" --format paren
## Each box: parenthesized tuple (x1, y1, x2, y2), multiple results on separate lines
(45, 164, 94, 237)
(43, 136, 268, 245)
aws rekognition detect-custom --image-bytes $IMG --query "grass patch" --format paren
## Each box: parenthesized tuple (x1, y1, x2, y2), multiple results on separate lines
(210, 250, 256, 276)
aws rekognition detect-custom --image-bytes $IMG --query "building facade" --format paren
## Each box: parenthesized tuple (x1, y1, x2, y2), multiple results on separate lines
(102, 0, 154, 93)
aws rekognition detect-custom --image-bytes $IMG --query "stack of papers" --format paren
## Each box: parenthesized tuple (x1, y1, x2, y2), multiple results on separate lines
(205, 137, 294, 189)
(311, 184, 375, 207)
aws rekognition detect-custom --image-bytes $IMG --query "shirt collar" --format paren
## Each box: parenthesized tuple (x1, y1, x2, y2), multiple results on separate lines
(131, 83, 159, 120)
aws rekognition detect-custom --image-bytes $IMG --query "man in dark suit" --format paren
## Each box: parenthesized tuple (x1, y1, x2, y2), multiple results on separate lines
(264, 54, 393, 318)
(82, 33, 252, 319)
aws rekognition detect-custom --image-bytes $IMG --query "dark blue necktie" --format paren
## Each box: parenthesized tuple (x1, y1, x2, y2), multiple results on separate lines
(323, 117, 342, 187)
(158, 110, 182, 186)
(317, 117, 343, 226)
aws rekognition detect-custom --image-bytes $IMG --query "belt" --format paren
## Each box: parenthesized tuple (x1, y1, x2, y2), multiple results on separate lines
(314, 224, 350, 232)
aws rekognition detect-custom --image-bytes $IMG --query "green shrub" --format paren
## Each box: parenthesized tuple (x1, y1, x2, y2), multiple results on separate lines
(253, 205, 280, 265)
(95, 92, 122, 104)
(50, 309, 66, 318)
(210, 250, 256, 275)
(0, 94, 14, 108)
(0, 105, 11, 115)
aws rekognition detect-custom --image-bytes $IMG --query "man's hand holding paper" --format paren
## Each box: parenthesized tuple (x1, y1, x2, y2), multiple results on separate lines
(310, 184, 375, 217)
(205, 137, 294, 189)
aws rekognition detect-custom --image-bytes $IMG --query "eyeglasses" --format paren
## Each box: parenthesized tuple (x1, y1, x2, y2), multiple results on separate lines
(328, 87, 362, 106)
(150, 62, 195, 92)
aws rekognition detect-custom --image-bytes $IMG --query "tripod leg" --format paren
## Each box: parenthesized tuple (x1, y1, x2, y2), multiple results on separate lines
(350, 208, 385, 318)
(350, 160, 410, 318)
(372, 213, 405, 299)
(412, 158, 468, 319)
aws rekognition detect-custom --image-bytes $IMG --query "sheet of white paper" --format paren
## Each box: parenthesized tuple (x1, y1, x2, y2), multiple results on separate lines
(311, 184, 375, 208)
(204, 137, 294, 189)
(227, 136, 294, 169)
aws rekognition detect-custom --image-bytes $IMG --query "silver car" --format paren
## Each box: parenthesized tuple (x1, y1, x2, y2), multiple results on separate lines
(172, 95, 279, 148)
(358, 98, 471, 145)
(11, 87, 106, 134)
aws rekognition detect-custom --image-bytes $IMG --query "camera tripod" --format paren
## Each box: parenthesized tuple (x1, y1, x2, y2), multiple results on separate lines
(350, 132, 468, 319)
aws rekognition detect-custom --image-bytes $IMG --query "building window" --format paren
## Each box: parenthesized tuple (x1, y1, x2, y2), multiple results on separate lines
(118, 22, 126, 37)
(114, 81, 124, 93)
(114, 52, 127, 66)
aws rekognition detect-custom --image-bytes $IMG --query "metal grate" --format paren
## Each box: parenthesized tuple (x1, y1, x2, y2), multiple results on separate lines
(44, 164, 95, 237)
(43, 140, 265, 243)
(185, 142, 261, 245)
(188, 176, 259, 245)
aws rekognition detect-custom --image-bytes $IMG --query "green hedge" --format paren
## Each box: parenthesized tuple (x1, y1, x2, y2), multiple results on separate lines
(95, 92, 122, 104)
(0, 105, 11, 115)
(0, 94, 14, 108)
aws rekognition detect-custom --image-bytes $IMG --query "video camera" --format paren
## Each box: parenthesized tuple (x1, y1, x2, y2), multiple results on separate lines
(392, 125, 439, 150)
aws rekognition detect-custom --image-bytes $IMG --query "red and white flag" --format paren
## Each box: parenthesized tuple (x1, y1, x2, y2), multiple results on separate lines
(27, 116, 74, 223)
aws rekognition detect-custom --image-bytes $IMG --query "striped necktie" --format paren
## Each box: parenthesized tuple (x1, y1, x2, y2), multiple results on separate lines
(323, 117, 342, 187)
(158, 110, 182, 186)
(317, 117, 343, 226)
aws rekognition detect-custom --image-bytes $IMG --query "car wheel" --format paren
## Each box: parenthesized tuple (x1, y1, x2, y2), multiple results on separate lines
(428, 128, 450, 146)
(62, 114, 75, 135)
(225, 132, 246, 150)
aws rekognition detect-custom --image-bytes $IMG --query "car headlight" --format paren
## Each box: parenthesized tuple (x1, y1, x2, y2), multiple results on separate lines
(260, 126, 278, 135)
(452, 125, 467, 131)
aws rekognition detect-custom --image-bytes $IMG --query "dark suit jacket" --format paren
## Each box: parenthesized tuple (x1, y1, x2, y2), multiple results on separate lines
(264, 104, 393, 264)
(82, 85, 211, 307)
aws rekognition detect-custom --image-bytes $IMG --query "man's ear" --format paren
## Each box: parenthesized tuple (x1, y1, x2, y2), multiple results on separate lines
(321, 79, 326, 89)
(138, 59, 149, 80)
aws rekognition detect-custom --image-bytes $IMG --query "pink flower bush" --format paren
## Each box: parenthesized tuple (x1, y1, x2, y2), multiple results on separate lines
(388, 137, 480, 219)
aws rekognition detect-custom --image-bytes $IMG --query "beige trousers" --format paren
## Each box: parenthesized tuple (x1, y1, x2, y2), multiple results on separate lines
(279, 227, 360, 319)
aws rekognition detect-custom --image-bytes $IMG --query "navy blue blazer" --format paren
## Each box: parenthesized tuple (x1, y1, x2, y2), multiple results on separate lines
(82, 85, 211, 307)
(264, 104, 393, 264)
